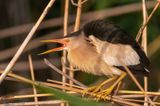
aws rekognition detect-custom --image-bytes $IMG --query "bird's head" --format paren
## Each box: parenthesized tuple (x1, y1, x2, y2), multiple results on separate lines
(39, 19, 116, 55)
(39, 30, 82, 55)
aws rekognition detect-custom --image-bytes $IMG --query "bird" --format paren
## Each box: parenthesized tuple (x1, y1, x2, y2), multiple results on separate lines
(40, 19, 150, 97)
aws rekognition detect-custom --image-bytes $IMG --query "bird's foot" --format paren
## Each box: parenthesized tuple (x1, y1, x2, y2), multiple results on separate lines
(82, 86, 102, 97)
(82, 77, 117, 98)
(96, 86, 114, 100)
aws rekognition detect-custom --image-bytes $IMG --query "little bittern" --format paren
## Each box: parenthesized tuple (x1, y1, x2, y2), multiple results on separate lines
(40, 19, 150, 97)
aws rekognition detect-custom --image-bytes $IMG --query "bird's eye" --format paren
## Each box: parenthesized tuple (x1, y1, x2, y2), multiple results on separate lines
(85, 38, 91, 42)
(85, 38, 92, 43)
(85, 38, 95, 47)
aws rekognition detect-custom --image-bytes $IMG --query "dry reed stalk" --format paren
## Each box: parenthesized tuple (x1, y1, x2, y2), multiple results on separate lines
(136, 1, 160, 41)
(28, 55, 38, 106)
(1, 100, 65, 106)
(44, 58, 87, 88)
(120, 63, 143, 91)
(122, 98, 160, 105)
(121, 63, 155, 106)
(0, 94, 52, 100)
(47, 79, 84, 90)
(0, 90, 155, 101)
(144, 76, 148, 105)
(4, 76, 20, 82)
(68, 0, 87, 86)
(0, 70, 147, 105)
(69, 0, 82, 86)
(46, 80, 154, 104)
(73, 0, 83, 31)
(141, 0, 148, 53)
(117, 94, 153, 98)
(152, 89, 160, 106)
(119, 90, 160, 96)
(0, 71, 160, 96)
(141, 0, 148, 105)
(0, 0, 56, 84)
(62, 0, 69, 90)
(1, 86, 159, 105)
(71, 0, 87, 6)
(39, 82, 143, 106)
(2, 75, 160, 99)
(61, 1, 69, 105)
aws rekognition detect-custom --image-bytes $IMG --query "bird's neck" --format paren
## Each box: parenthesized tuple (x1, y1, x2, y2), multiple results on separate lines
(67, 41, 99, 73)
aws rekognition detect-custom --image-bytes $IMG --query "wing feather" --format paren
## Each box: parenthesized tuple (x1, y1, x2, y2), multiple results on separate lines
(84, 20, 150, 75)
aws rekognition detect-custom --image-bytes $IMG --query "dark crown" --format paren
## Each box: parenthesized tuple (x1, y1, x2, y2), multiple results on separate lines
(83, 19, 122, 41)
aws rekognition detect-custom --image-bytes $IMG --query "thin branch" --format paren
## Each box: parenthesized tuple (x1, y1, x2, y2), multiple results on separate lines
(4, 76, 20, 82)
(0, 94, 52, 100)
(44, 58, 87, 88)
(1, 70, 160, 106)
(47, 79, 84, 89)
(41, 82, 142, 106)
(152, 89, 160, 104)
(141, 0, 148, 53)
(2, 72, 159, 98)
(62, 0, 70, 93)
(141, 0, 148, 105)
(123, 98, 160, 105)
(118, 90, 160, 96)
(69, 0, 84, 87)
(144, 77, 149, 106)
(70, 0, 87, 7)
(1, 100, 65, 106)
(117, 94, 153, 98)
(136, 2, 160, 41)
(0, 0, 56, 84)
(28, 55, 38, 106)
(0, 72, 107, 105)
(73, 0, 82, 31)
(120, 62, 155, 106)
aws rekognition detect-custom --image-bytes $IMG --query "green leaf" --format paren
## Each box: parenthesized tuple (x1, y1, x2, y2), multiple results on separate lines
(36, 84, 105, 106)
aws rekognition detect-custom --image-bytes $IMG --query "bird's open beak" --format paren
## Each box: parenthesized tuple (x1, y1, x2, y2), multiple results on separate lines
(39, 38, 70, 55)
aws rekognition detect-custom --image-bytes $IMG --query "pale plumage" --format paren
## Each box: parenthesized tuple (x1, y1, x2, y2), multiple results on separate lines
(41, 19, 150, 76)
(67, 34, 141, 76)
(89, 35, 140, 66)
(67, 34, 117, 76)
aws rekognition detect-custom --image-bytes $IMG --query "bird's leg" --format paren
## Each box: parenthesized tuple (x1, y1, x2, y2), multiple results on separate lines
(97, 72, 126, 98)
(92, 76, 118, 93)
(113, 81, 122, 96)
(82, 76, 118, 96)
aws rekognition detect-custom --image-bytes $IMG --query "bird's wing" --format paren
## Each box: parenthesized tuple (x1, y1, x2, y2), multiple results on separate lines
(89, 35, 140, 66)
(89, 35, 150, 75)
(83, 19, 150, 75)
(104, 28, 150, 72)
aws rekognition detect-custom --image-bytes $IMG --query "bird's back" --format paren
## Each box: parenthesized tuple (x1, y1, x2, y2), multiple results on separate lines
(83, 19, 150, 76)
